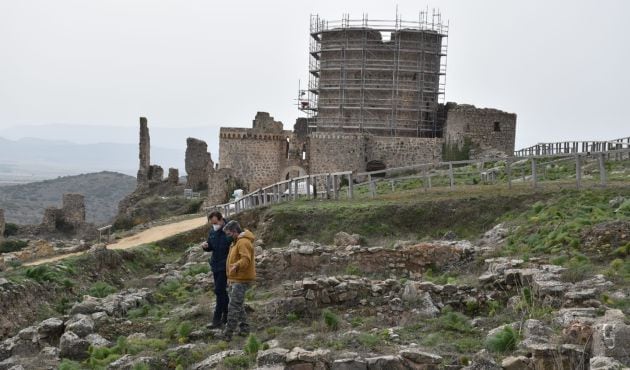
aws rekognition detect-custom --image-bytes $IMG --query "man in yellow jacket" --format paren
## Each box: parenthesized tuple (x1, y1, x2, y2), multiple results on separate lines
(220, 220, 256, 341)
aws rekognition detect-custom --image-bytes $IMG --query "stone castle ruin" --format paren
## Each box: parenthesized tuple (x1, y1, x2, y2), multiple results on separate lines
(123, 12, 517, 206)
(203, 13, 516, 203)
(39, 193, 96, 238)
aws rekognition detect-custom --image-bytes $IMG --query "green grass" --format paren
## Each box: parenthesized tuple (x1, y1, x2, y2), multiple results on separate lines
(222, 355, 251, 369)
(485, 326, 519, 353)
(87, 281, 117, 298)
(184, 264, 210, 276)
(244, 334, 261, 355)
(0, 239, 28, 253)
(322, 309, 340, 331)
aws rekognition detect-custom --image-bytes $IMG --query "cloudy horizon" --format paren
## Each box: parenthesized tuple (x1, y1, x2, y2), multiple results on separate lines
(1, 0, 629, 152)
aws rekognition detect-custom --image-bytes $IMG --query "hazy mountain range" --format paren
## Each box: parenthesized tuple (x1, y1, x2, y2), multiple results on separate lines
(0, 123, 222, 185)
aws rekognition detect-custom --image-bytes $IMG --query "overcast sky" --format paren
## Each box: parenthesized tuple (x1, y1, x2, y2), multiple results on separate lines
(1, 0, 629, 150)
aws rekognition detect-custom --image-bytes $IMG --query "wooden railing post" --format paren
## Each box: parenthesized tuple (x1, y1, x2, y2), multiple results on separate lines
(506, 160, 512, 189)
(293, 179, 299, 200)
(575, 154, 582, 190)
(448, 163, 455, 189)
(306, 176, 311, 199)
(598, 153, 607, 187)
(332, 175, 339, 200)
(531, 158, 537, 189)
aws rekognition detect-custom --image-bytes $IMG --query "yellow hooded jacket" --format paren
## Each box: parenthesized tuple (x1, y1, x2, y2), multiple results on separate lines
(226, 229, 256, 283)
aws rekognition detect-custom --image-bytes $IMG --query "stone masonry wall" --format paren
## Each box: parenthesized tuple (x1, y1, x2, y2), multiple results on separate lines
(444, 104, 517, 156)
(62, 194, 85, 225)
(218, 128, 289, 191)
(366, 136, 443, 168)
(308, 133, 366, 174)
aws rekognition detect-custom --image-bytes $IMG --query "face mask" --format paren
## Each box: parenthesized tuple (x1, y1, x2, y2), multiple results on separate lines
(226, 235, 234, 244)
(212, 224, 221, 231)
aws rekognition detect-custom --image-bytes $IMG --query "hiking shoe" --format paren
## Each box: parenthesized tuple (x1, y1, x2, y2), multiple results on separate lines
(207, 321, 224, 329)
(217, 330, 233, 342)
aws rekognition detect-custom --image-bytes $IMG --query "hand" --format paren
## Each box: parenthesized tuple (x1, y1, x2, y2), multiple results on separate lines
(229, 264, 238, 274)
(200, 242, 208, 250)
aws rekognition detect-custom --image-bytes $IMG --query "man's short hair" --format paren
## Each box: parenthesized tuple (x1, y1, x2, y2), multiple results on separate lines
(223, 220, 242, 234)
(208, 211, 223, 222)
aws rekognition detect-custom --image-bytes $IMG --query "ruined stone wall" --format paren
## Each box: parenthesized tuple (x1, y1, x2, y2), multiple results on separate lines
(218, 128, 289, 191)
(365, 136, 443, 168)
(0, 209, 5, 243)
(137, 117, 150, 183)
(185, 138, 213, 191)
(307, 133, 366, 174)
(207, 168, 240, 205)
(41, 208, 62, 232)
(167, 168, 179, 185)
(444, 104, 517, 156)
(62, 194, 86, 225)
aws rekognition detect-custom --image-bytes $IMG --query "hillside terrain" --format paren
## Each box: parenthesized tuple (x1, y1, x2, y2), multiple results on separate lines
(0, 172, 136, 225)
(0, 184, 628, 369)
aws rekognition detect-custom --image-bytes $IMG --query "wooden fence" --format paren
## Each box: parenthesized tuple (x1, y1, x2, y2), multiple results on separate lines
(514, 136, 630, 157)
(207, 147, 630, 217)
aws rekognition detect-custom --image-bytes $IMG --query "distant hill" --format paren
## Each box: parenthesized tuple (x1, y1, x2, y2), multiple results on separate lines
(0, 172, 137, 225)
(0, 136, 184, 184)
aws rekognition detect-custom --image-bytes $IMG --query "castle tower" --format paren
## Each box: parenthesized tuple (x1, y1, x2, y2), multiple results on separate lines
(300, 11, 448, 138)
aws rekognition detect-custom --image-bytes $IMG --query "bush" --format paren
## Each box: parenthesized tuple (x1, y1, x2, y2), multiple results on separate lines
(0, 240, 28, 253)
(177, 321, 193, 343)
(24, 265, 60, 283)
(485, 326, 519, 353)
(223, 354, 251, 369)
(322, 309, 340, 331)
(88, 281, 117, 298)
(184, 264, 210, 276)
(244, 334, 260, 355)
(561, 255, 592, 282)
(3, 223, 18, 237)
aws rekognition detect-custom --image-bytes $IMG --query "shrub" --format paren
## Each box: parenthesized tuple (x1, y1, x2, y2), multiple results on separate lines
(485, 326, 519, 353)
(177, 321, 193, 343)
(0, 240, 28, 253)
(244, 334, 260, 355)
(184, 264, 210, 276)
(357, 333, 381, 350)
(88, 281, 117, 298)
(24, 265, 60, 283)
(58, 359, 83, 370)
(223, 354, 251, 369)
(437, 308, 473, 333)
(286, 312, 299, 322)
(561, 255, 592, 282)
(3, 223, 18, 237)
(322, 309, 340, 331)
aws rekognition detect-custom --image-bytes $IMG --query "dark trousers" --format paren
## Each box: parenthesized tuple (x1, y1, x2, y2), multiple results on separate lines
(226, 282, 251, 334)
(212, 270, 229, 324)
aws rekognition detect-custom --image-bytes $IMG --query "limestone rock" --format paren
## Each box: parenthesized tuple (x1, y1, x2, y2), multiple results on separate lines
(257, 348, 289, 366)
(331, 358, 368, 370)
(501, 356, 533, 370)
(59, 331, 90, 360)
(334, 232, 363, 247)
(590, 356, 626, 370)
(365, 355, 405, 370)
(191, 350, 245, 370)
(65, 314, 95, 337)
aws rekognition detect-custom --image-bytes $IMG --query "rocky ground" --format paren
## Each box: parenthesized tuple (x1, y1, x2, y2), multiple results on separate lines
(0, 188, 629, 369)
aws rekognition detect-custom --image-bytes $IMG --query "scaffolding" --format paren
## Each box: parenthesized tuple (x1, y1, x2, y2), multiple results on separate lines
(298, 10, 449, 138)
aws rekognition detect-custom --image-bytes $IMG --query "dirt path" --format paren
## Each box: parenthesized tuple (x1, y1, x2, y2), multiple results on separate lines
(25, 216, 207, 266)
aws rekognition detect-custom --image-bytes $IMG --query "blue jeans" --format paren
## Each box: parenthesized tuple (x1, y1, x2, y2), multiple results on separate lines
(212, 270, 229, 324)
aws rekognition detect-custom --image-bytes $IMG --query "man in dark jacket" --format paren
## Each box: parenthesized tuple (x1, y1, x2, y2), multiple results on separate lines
(201, 211, 231, 328)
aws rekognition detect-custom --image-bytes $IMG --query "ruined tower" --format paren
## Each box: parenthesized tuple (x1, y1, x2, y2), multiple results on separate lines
(300, 11, 448, 138)
(185, 138, 213, 191)
(137, 117, 150, 183)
